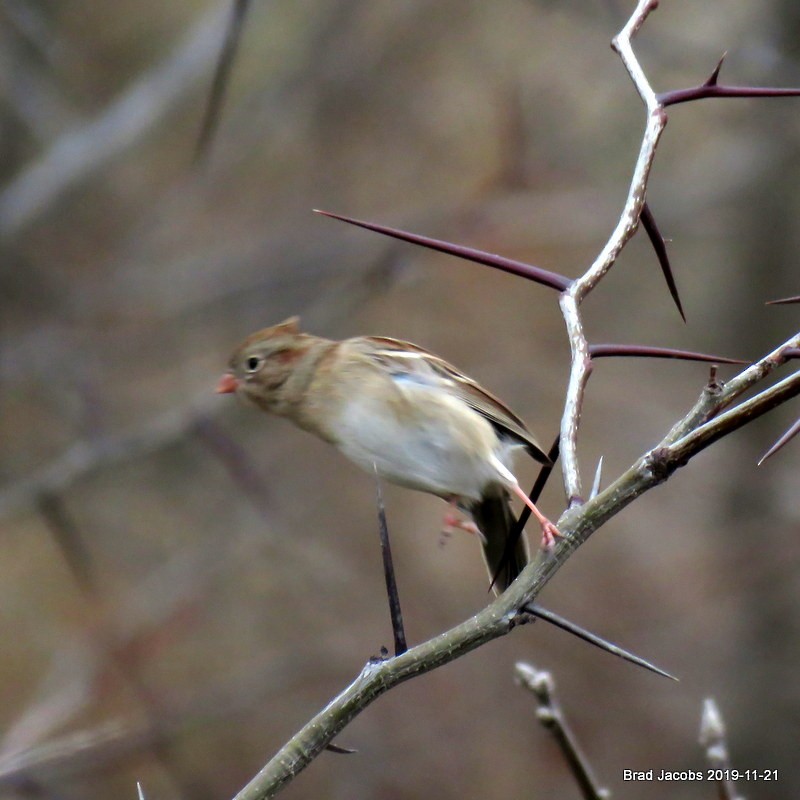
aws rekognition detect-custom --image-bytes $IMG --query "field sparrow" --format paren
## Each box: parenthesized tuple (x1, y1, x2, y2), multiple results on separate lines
(217, 317, 559, 592)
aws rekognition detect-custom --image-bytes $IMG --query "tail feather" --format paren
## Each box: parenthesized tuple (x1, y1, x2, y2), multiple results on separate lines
(470, 492, 528, 594)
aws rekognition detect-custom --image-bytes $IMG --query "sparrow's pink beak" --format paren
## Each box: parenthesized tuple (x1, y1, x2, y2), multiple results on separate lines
(216, 373, 239, 394)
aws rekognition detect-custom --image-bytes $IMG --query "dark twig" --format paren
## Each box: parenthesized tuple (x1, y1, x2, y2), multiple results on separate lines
(374, 469, 406, 656)
(522, 605, 676, 680)
(314, 209, 571, 291)
(37, 492, 97, 595)
(758, 415, 800, 465)
(195, 0, 253, 162)
(640, 202, 685, 321)
(589, 344, 747, 364)
(699, 699, 744, 800)
(515, 663, 610, 800)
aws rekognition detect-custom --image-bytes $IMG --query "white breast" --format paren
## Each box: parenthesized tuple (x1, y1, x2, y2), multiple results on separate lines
(332, 376, 515, 501)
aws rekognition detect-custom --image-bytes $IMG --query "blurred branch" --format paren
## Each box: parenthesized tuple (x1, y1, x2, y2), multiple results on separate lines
(0, 651, 321, 790)
(699, 699, 744, 800)
(0, 395, 218, 521)
(195, 0, 253, 162)
(515, 662, 610, 800)
(0, 27, 80, 142)
(0, 1, 230, 239)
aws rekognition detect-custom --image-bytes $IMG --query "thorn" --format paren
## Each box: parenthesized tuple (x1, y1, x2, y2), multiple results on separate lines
(523, 605, 678, 681)
(589, 344, 747, 365)
(766, 293, 800, 305)
(590, 456, 603, 499)
(314, 209, 572, 291)
(326, 742, 358, 755)
(641, 202, 686, 321)
(699, 698, 725, 743)
(758, 416, 800, 465)
(704, 52, 727, 87)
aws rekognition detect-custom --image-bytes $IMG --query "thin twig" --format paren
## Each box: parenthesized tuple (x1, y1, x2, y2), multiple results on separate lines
(515, 663, 610, 800)
(374, 469, 407, 656)
(195, 0, 253, 162)
(699, 699, 744, 800)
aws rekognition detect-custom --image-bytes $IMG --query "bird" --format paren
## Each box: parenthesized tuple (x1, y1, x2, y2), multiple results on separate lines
(216, 317, 560, 592)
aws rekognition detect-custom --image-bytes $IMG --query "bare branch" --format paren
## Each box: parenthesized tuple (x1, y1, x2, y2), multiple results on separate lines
(0, 2, 229, 239)
(195, 0, 253, 162)
(0, 395, 218, 522)
(515, 663, 610, 800)
(699, 699, 744, 800)
(229, 323, 800, 799)
(559, 0, 665, 505)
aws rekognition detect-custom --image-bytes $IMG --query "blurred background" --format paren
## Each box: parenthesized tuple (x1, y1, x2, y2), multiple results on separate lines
(1, 0, 800, 798)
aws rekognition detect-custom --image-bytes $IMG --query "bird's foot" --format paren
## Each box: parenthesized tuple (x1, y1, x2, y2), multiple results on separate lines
(539, 518, 562, 551)
(441, 510, 487, 545)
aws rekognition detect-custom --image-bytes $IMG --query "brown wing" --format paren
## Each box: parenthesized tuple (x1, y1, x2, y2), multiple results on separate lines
(358, 336, 552, 465)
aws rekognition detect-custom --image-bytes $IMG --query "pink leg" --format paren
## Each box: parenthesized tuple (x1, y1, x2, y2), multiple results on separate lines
(442, 501, 487, 544)
(508, 483, 561, 550)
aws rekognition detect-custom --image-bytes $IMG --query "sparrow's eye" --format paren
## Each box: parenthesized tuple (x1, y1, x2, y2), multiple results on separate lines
(245, 355, 263, 373)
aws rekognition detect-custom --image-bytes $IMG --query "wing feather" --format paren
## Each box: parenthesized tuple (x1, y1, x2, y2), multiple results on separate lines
(357, 336, 551, 465)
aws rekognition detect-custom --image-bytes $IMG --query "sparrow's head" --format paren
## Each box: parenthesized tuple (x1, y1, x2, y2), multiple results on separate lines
(217, 317, 314, 412)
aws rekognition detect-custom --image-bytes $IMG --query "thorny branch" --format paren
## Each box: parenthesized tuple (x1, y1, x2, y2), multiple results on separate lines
(233, 320, 800, 796)
(230, 1, 800, 796)
(559, 0, 664, 505)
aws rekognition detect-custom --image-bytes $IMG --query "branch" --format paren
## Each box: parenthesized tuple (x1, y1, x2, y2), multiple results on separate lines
(559, 0, 665, 505)
(699, 699, 744, 800)
(515, 663, 610, 800)
(230, 332, 800, 799)
(0, 2, 229, 239)
(0, 395, 218, 521)
(195, 0, 253, 162)
(659, 52, 800, 106)
(230, 0, 800, 788)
